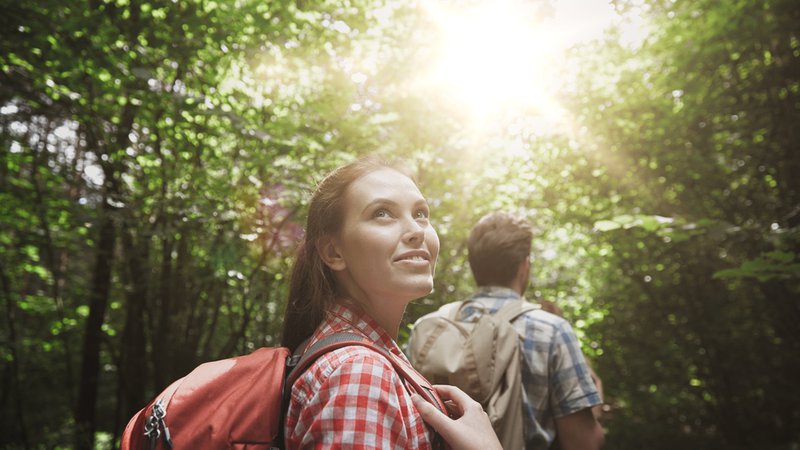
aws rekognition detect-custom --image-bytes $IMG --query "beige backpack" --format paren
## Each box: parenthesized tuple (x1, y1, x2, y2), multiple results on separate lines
(408, 300, 540, 450)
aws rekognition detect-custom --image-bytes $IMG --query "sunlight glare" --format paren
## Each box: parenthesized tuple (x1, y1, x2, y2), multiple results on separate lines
(421, 1, 563, 121)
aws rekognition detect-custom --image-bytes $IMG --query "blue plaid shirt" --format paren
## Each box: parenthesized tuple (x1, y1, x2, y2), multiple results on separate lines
(459, 287, 601, 449)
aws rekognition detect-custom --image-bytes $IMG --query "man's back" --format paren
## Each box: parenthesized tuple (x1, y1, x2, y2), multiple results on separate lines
(459, 287, 602, 449)
(448, 211, 604, 449)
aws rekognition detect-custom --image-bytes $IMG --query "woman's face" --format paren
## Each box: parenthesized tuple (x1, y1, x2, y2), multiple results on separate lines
(326, 168, 439, 307)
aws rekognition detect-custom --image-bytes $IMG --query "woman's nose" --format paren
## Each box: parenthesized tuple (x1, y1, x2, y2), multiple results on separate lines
(402, 219, 425, 244)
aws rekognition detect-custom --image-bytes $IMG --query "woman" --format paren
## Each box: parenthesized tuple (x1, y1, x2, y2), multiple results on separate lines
(282, 156, 500, 450)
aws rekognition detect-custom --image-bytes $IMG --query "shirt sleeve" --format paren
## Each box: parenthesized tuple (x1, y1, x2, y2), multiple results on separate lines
(548, 320, 603, 418)
(288, 349, 418, 449)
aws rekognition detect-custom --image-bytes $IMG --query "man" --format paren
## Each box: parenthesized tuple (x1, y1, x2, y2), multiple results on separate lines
(457, 211, 604, 450)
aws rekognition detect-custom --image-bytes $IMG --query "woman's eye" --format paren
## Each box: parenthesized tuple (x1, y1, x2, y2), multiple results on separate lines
(373, 209, 390, 218)
(415, 209, 429, 219)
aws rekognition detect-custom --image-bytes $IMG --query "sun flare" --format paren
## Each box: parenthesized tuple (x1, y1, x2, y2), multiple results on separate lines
(419, 1, 564, 121)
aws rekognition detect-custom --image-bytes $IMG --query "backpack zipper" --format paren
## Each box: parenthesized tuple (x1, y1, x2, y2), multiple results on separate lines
(143, 398, 173, 449)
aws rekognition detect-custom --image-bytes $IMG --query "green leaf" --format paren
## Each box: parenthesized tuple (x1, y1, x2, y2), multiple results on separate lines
(76, 305, 90, 317)
(594, 220, 622, 232)
(639, 216, 661, 232)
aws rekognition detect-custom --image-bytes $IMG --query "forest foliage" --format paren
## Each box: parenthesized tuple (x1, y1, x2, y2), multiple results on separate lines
(1, 0, 798, 448)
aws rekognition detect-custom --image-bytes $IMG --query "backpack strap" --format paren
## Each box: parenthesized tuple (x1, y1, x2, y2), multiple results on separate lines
(493, 299, 540, 324)
(282, 332, 448, 449)
(439, 300, 465, 321)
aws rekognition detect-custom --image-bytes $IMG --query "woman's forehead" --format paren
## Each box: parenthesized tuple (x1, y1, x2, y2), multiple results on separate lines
(347, 168, 424, 202)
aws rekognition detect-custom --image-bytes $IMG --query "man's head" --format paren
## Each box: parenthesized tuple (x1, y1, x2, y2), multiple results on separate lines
(467, 212, 533, 291)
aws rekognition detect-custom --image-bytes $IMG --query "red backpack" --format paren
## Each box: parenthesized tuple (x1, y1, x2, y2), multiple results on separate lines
(121, 333, 445, 449)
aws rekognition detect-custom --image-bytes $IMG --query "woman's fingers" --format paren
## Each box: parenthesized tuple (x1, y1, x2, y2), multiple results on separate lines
(411, 394, 449, 432)
(432, 384, 470, 403)
(412, 387, 503, 450)
(432, 384, 481, 417)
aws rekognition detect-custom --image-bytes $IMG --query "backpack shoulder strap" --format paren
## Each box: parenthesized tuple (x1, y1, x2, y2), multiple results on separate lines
(283, 332, 447, 449)
(285, 332, 448, 413)
(437, 300, 465, 321)
(493, 299, 540, 324)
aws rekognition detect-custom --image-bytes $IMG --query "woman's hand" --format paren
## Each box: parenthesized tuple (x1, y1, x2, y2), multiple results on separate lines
(412, 385, 502, 450)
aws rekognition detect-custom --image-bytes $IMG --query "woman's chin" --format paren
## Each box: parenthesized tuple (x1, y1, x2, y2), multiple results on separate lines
(405, 281, 435, 300)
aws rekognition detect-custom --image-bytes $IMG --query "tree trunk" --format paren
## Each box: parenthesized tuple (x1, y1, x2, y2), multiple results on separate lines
(153, 236, 173, 390)
(0, 262, 30, 448)
(116, 225, 149, 433)
(74, 203, 116, 450)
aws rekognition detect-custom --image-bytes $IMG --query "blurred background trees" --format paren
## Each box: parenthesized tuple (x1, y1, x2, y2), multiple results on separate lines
(1, 0, 797, 448)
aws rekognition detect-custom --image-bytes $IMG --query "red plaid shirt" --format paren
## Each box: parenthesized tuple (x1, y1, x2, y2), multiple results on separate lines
(284, 303, 436, 449)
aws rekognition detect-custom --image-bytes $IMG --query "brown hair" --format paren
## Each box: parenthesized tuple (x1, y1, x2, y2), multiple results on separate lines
(281, 156, 412, 351)
(467, 212, 533, 287)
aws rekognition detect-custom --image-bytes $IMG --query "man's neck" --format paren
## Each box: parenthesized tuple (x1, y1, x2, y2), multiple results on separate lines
(477, 285, 522, 296)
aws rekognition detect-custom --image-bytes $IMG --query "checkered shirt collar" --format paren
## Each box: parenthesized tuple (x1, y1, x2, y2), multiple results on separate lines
(318, 302, 403, 356)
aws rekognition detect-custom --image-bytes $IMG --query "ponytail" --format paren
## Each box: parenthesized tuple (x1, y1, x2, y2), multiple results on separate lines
(281, 240, 336, 351)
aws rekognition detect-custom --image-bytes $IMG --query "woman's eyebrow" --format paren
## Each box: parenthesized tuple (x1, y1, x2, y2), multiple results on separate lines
(361, 198, 397, 214)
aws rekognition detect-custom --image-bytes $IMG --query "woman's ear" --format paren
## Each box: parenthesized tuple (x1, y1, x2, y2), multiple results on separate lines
(317, 236, 346, 271)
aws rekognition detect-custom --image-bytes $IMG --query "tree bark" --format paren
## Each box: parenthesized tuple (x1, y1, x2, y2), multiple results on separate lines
(0, 262, 30, 448)
(153, 236, 173, 390)
(117, 224, 149, 432)
(74, 202, 116, 450)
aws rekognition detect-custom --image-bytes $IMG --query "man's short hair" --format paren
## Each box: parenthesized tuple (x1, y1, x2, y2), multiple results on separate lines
(467, 212, 533, 286)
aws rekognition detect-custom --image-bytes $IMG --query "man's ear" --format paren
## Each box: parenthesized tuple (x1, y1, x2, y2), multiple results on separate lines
(518, 257, 531, 278)
(514, 256, 531, 294)
(317, 236, 346, 271)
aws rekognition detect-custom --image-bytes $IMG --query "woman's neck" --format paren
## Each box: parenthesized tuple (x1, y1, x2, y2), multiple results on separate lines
(339, 297, 406, 340)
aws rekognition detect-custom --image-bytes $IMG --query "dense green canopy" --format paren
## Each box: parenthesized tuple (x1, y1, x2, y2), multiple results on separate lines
(1, 0, 798, 448)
